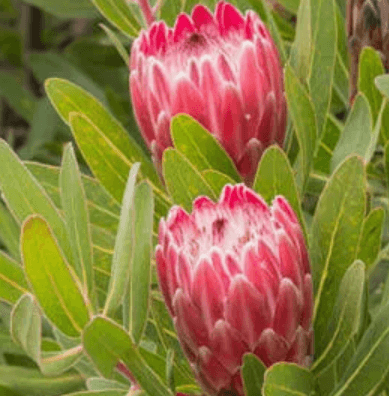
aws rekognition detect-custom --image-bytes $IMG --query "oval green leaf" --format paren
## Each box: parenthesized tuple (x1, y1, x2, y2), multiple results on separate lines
(171, 114, 241, 182)
(60, 143, 95, 309)
(263, 363, 315, 396)
(104, 163, 140, 317)
(163, 149, 216, 212)
(10, 294, 41, 363)
(310, 156, 366, 340)
(312, 260, 365, 374)
(22, 215, 90, 337)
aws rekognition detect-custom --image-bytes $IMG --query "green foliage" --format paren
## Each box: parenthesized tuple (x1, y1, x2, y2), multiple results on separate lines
(1, 0, 389, 395)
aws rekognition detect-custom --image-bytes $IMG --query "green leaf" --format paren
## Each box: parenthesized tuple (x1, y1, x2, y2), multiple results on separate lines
(104, 163, 140, 317)
(21, 215, 90, 337)
(284, 65, 317, 188)
(331, 303, 389, 396)
(126, 182, 154, 344)
(313, 115, 342, 174)
(312, 260, 365, 374)
(21, 0, 96, 17)
(376, 74, 389, 98)
(0, 72, 36, 123)
(99, 24, 129, 65)
(0, 367, 84, 396)
(253, 145, 306, 237)
(60, 143, 95, 308)
(358, 47, 385, 124)
(202, 170, 236, 198)
(356, 208, 384, 271)
(87, 378, 128, 391)
(310, 156, 366, 342)
(0, 251, 29, 304)
(308, 0, 337, 136)
(171, 114, 241, 182)
(91, 0, 141, 38)
(83, 317, 174, 396)
(289, 0, 312, 79)
(40, 346, 84, 377)
(163, 149, 216, 212)
(0, 139, 73, 266)
(0, 385, 21, 396)
(242, 354, 266, 396)
(0, 201, 20, 260)
(10, 294, 41, 363)
(45, 78, 162, 201)
(263, 363, 315, 396)
(331, 94, 372, 171)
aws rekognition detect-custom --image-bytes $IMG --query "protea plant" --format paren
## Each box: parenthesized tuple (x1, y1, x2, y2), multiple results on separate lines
(129, 1, 286, 182)
(156, 184, 313, 396)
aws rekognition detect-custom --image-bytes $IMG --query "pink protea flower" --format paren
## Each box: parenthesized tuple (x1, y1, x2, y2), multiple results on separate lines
(156, 184, 313, 396)
(130, 1, 286, 182)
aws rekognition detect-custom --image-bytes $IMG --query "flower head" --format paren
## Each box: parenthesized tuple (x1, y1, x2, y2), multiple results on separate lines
(156, 184, 313, 396)
(130, 2, 286, 182)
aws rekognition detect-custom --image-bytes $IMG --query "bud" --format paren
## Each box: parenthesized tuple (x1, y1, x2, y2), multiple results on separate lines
(156, 184, 313, 396)
(130, 2, 286, 182)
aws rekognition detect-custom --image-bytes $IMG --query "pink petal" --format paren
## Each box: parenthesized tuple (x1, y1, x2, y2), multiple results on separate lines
(278, 234, 303, 288)
(147, 90, 160, 125)
(273, 196, 299, 224)
(222, 3, 244, 33)
(173, 289, 209, 350)
(257, 240, 281, 280)
(220, 84, 245, 161)
(285, 326, 310, 366)
(210, 320, 248, 373)
(217, 54, 236, 83)
(200, 60, 223, 133)
(172, 78, 205, 123)
(173, 13, 195, 42)
(152, 62, 171, 109)
(189, 60, 200, 87)
(239, 42, 262, 142)
(166, 244, 179, 300)
(237, 138, 263, 182)
(130, 73, 155, 146)
(191, 4, 215, 30)
(155, 22, 167, 53)
(226, 254, 242, 276)
(210, 248, 231, 293)
(301, 274, 313, 331)
(197, 346, 232, 392)
(272, 278, 302, 343)
(156, 246, 173, 314)
(257, 92, 277, 146)
(155, 111, 172, 152)
(226, 275, 271, 347)
(177, 251, 193, 297)
(253, 328, 289, 366)
(191, 257, 224, 333)
(244, 183, 269, 213)
(244, 245, 278, 312)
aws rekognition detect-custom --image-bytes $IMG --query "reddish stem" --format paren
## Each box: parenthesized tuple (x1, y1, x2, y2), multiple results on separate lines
(138, 0, 155, 27)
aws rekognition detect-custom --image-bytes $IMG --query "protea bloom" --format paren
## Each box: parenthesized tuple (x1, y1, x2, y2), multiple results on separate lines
(130, 1, 286, 182)
(156, 184, 313, 396)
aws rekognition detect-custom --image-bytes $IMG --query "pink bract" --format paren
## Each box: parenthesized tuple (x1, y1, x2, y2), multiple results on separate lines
(130, 1, 286, 182)
(156, 184, 313, 396)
